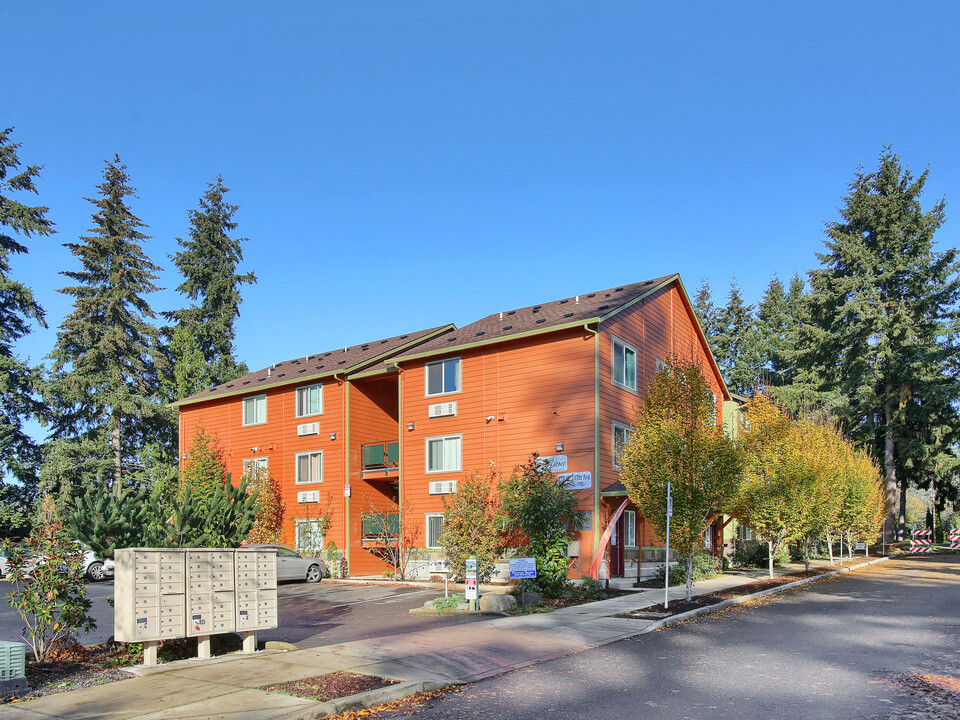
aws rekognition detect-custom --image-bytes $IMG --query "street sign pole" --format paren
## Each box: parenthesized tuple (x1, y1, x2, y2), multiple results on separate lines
(665, 482, 672, 610)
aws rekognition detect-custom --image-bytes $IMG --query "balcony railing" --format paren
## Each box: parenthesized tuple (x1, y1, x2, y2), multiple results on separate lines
(361, 512, 400, 545)
(360, 440, 399, 475)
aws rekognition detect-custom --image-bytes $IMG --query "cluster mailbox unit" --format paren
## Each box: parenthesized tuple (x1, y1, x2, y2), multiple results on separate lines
(115, 547, 278, 666)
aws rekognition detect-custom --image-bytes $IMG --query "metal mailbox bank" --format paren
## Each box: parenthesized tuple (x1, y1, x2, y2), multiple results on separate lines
(115, 547, 278, 666)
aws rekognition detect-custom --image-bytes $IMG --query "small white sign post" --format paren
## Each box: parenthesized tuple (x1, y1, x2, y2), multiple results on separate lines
(465, 557, 478, 610)
(665, 482, 673, 610)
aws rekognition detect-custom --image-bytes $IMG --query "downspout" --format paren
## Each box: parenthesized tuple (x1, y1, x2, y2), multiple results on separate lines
(335, 373, 351, 576)
(584, 323, 601, 557)
(396, 365, 405, 513)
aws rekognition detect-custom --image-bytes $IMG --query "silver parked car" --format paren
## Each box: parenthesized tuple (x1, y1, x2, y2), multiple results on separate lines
(241, 544, 330, 583)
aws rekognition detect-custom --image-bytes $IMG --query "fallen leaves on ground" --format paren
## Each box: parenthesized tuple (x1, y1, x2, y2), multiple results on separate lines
(329, 686, 462, 718)
(264, 672, 399, 702)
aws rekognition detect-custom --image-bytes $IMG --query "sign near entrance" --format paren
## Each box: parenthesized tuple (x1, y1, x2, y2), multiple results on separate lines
(465, 577, 478, 600)
(509, 557, 537, 580)
(540, 455, 568, 473)
(557, 471, 591, 490)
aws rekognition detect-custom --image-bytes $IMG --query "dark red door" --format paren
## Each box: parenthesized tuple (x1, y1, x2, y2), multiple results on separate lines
(610, 514, 625, 577)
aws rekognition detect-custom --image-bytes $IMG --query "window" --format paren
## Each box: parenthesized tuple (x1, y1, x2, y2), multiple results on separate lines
(612, 420, 634, 470)
(295, 519, 325, 554)
(575, 511, 593, 532)
(624, 511, 636, 547)
(296, 384, 323, 417)
(612, 337, 637, 391)
(426, 513, 445, 549)
(426, 357, 460, 396)
(426, 434, 462, 473)
(295, 450, 323, 484)
(737, 524, 753, 541)
(242, 457, 268, 478)
(242, 394, 267, 426)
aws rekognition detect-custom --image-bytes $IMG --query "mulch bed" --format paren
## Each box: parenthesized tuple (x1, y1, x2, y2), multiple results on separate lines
(264, 672, 399, 702)
(624, 567, 843, 618)
(1, 639, 138, 705)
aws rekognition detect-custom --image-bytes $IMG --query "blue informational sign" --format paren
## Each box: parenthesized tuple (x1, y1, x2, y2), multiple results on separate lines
(509, 557, 537, 579)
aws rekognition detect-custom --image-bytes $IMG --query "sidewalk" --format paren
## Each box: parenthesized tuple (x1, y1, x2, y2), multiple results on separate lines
(0, 556, 887, 720)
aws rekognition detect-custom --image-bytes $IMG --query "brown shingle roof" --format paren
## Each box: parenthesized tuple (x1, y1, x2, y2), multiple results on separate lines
(393, 275, 677, 362)
(172, 325, 453, 407)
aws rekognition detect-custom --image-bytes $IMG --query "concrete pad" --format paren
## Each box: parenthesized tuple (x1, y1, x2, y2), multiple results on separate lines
(0, 706, 48, 720)
(161, 659, 330, 688)
(1, 676, 226, 719)
(134, 687, 315, 720)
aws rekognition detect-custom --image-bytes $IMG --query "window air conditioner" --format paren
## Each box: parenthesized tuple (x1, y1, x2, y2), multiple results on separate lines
(297, 490, 320, 503)
(297, 422, 320, 436)
(428, 480, 457, 495)
(428, 402, 457, 418)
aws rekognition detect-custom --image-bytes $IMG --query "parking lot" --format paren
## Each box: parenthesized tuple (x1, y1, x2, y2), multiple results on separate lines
(0, 578, 487, 649)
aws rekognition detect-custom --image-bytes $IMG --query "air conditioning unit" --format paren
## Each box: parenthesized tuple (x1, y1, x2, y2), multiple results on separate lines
(297, 490, 320, 503)
(428, 401, 457, 418)
(428, 480, 457, 495)
(428, 559, 449, 573)
(297, 422, 320, 436)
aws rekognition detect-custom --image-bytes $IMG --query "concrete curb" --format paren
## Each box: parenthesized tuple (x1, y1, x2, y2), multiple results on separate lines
(637, 555, 892, 634)
(283, 680, 453, 720)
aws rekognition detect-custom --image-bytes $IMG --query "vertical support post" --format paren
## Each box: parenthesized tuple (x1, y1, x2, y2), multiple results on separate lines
(520, 578, 526, 612)
(197, 635, 211, 660)
(665, 482, 672, 610)
(143, 641, 158, 667)
(242, 631, 257, 653)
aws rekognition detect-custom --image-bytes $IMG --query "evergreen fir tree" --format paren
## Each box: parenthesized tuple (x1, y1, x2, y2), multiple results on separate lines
(713, 278, 764, 395)
(47, 155, 165, 497)
(796, 149, 960, 538)
(165, 176, 255, 392)
(692, 278, 721, 343)
(0, 128, 54, 497)
(757, 273, 807, 388)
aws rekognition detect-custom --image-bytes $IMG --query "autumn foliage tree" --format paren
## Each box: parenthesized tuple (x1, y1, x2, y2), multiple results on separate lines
(620, 357, 743, 601)
(244, 463, 285, 545)
(440, 467, 502, 582)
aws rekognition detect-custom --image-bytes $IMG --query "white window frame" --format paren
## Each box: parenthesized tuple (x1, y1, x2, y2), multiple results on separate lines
(295, 449, 323, 485)
(425, 513, 445, 549)
(612, 420, 634, 471)
(296, 383, 323, 418)
(612, 336, 638, 392)
(425, 434, 462, 474)
(425, 357, 461, 397)
(295, 519, 325, 554)
(624, 511, 636, 547)
(242, 394, 267, 426)
(242, 456, 269, 478)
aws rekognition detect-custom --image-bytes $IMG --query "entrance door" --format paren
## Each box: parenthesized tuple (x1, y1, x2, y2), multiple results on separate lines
(610, 514, 625, 577)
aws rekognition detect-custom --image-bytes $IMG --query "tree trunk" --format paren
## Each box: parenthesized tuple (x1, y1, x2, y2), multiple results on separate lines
(839, 533, 843, 563)
(685, 551, 694, 601)
(848, 533, 853, 562)
(113, 421, 122, 498)
(768, 541, 774, 580)
(827, 534, 834, 565)
(804, 540, 810, 572)
(884, 385, 900, 540)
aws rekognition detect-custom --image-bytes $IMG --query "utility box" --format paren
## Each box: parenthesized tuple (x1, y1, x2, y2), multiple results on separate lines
(235, 549, 278, 631)
(0, 640, 28, 698)
(115, 549, 187, 642)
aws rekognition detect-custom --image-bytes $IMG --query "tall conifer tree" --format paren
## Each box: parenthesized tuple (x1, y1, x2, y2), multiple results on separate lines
(692, 278, 721, 344)
(0, 128, 53, 496)
(47, 156, 164, 496)
(166, 176, 255, 393)
(797, 150, 960, 538)
(713, 278, 764, 395)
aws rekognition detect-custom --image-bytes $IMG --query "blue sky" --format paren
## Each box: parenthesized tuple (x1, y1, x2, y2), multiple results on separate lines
(6, 2, 960, 380)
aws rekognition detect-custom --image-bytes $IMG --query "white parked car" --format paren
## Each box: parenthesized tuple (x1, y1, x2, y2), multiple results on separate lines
(241, 543, 330, 583)
(77, 543, 114, 582)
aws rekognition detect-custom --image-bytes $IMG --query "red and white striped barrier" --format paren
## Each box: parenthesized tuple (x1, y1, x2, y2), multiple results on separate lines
(949, 528, 960, 550)
(911, 529, 933, 553)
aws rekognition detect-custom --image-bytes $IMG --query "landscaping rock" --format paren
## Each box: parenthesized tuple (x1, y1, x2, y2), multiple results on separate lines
(520, 591, 543, 607)
(479, 593, 517, 612)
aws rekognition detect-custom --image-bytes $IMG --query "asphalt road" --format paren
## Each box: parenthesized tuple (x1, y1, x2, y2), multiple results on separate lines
(0, 578, 485, 649)
(378, 555, 960, 720)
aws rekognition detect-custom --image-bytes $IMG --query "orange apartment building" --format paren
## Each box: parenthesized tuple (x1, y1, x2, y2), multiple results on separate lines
(172, 274, 730, 580)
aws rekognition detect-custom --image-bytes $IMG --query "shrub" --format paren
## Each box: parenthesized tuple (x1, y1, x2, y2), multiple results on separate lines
(4, 496, 96, 662)
(440, 469, 502, 582)
(433, 594, 465, 612)
(573, 577, 607, 603)
(653, 550, 720, 584)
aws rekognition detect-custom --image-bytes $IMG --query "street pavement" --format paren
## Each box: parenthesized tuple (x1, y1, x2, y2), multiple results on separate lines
(2, 555, 943, 720)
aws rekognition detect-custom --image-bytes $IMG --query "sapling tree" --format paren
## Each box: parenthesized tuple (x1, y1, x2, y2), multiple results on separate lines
(244, 463, 285, 545)
(440, 467, 502, 582)
(4, 496, 95, 662)
(620, 357, 743, 600)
